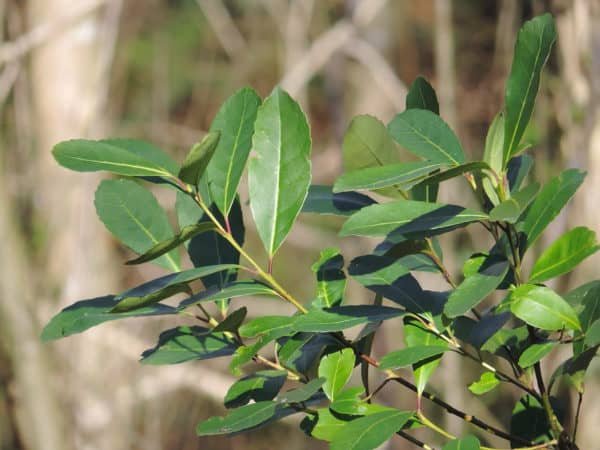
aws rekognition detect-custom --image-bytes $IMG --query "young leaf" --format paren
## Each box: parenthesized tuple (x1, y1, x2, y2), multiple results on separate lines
(403, 317, 447, 394)
(529, 227, 599, 283)
(318, 348, 355, 401)
(329, 410, 414, 450)
(224, 370, 287, 408)
(509, 284, 581, 331)
(388, 109, 465, 166)
(521, 169, 585, 249)
(488, 182, 540, 223)
(178, 131, 221, 186)
(379, 345, 448, 370)
(207, 87, 262, 216)
(302, 185, 376, 216)
(340, 200, 487, 238)
(95, 179, 180, 271)
(248, 87, 312, 257)
(292, 305, 405, 333)
(483, 113, 505, 178)
(196, 401, 277, 436)
(518, 342, 557, 368)
(442, 435, 481, 450)
(406, 76, 439, 114)
(125, 222, 216, 265)
(312, 248, 346, 308)
(468, 372, 500, 395)
(503, 14, 556, 164)
(53, 139, 175, 177)
(333, 161, 442, 193)
(444, 255, 510, 318)
(41, 296, 177, 341)
(329, 387, 391, 416)
(141, 326, 237, 365)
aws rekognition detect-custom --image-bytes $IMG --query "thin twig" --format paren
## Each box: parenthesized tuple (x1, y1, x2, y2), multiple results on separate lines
(572, 392, 583, 443)
(396, 429, 436, 450)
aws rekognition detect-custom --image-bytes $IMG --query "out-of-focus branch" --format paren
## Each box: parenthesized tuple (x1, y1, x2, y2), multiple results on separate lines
(195, 0, 247, 59)
(343, 37, 407, 110)
(280, 0, 389, 96)
(0, 61, 18, 105)
(0, 0, 107, 65)
(434, 0, 457, 130)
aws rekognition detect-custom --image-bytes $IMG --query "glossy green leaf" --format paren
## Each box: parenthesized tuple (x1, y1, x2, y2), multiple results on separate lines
(101, 138, 179, 175)
(509, 284, 581, 331)
(213, 307, 248, 333)
(510, 394, 551, 445)
(197, 401, 277, 436)
(224, 370, 287, 408)
(484, 113, 505, 177)
(404, 317, 447, 394)
(489, 182, 540, 223)
(379, 345, 448, 370)
(141, 326, 237, 365)
(521, 169, 585, 249)
(301, 185, 376, 216)
(334, 161, 442, 193)
(318, 348, 355, 401)
(95, 179, 180, 271)
(388, 109, 465, 166)
(406, 76, 439, 114)
(277, 333, 342, 375)
(348, 255, 411, 287)
(468, 372, 500, 395)
(239, 316, 296, 338)
(53, 139, 175, 177)
(293, 306, 404, 333)
(177, 280, 277, 310)
(565, 281, 600, 333)
(330, 387, 392, 416)
(550, 346, 597, 393)
(207, 87, 262, 215)
(41, 296, 177, 341)
(111, 283, 191, 313)
(312, 248, 346, 308)
(277, 378, 326, 404)
(416, 162, 491, 186)
(518, 342, 557, 368)
(125, 222, 216, 265)
(304, 408, 348, 442)
(178, 131, 220, 185)
(330, 409, 414, 450)
(584, 319, 600, 347)
(248, 87, 311, 257)
(503, 14, 556, 163)
(340, 200, 487, 238)
(442, 435, 481, 450)
(445, 255, 510, 318)
(529, 227, 599, 283)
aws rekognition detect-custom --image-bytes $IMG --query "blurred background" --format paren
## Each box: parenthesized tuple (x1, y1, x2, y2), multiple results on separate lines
(1, 0, 599, 449)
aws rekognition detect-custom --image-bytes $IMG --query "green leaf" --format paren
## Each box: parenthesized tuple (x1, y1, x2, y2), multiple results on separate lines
(565, 281, 600, 332)
(518, 342, 557, 368)
(509, 284, 581, 331)
(330, 410, 414, 450)
(468, 372, 500, 395)
(293, 306, 405, 333)
(510, 394, 552, 445)
(484, 113, 505, 177)
(197, 401, 277, 436)
(141, 326, 237, 365)
(101, 139, 179, 175)
(584, 319, 600, 347)
(330, 387, 392, 416)
(277, 333, 342, 375)
(239, 316, 296, 339)
(125, 222, 216, 265)
(178, 131, 221, 186)
(507, 154, 534, 192)
(489, 182, 540, 223)
(521, 169, 585, 249)
(277, 378, 326, 404)
(53, 139, 175, 177)
(312, 248, 346, 308)
(303, 408, 348, 442)
(248, 87, 311, 256)
(388, 109, 465, 166)
(302, 185, 376, 216)
(318, 348, 355, 401)
(343, 115, 400, 171)
(529, 227, 599, 283)
(503, 14, 556, 163)
(442, 435, 481, 450)
(550, 346, 597, 393)
(406, 76, 439, 114)
(416, 162, 491, 186)
(379, 345, 448, 370)
(41, 296, 177, 341)
(111, 264, 240, 312)
(177, 280, 277, 310)
(207, 87, 262, 216)
(444, 255, 510, 318)
(340, 200, 487, 238)
(224, 370, 287, 408)
(334, 161, 442, 193)
(404, 317, 447, 394)
(95, 179, 180, 271)
(213, 307, 248, 333)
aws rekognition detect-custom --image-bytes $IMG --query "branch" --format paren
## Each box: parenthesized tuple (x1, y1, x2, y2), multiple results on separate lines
(195, 0, 247, 59)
